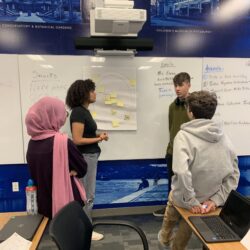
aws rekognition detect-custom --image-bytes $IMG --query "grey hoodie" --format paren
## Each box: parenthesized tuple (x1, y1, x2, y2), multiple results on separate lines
(171, 119, 240, 209)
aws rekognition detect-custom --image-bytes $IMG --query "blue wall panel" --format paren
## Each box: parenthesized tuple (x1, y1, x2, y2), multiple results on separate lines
(0, 0, 250, 56)
(0, 164, 30, 212)
(0, 157, 249, 212)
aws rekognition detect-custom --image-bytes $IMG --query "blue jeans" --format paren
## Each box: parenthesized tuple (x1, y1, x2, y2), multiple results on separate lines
(81, 152, 99, 221)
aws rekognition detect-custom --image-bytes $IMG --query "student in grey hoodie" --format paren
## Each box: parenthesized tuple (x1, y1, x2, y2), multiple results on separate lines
(158, 90, 240, 250)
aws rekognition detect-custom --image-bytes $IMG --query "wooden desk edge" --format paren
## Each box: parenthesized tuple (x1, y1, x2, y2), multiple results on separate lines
(30, 217, 49, 250)
(174, 206, 247, 250)
(0, 212, 49, 250)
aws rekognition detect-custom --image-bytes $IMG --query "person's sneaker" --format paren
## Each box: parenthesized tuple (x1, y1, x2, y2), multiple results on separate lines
(158, 230, 174, 249)
(91, 231, 104, 241)
(158, 230, 169, 248)
(153, 207, 166, 217)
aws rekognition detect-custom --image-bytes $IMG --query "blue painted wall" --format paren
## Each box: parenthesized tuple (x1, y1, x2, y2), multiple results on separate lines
(0, 157, 249, 212)
(0, 0, 250, 57)
(0, 164, 30, 212)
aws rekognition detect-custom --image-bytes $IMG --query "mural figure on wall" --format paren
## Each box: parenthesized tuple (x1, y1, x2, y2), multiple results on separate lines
(94, 159, 169, 208)
(0, 0, 82, 23)
(150, 0, 250, 27)
(137, 178, 149, 191)
(81, 0, 90, 22)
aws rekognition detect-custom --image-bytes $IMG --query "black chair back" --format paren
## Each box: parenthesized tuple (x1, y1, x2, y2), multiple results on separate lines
(49, 201, 149, 250)
(49, 201, 93, 250)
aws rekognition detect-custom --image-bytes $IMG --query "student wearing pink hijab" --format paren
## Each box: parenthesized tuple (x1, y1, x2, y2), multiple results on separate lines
(25, 96, 87, 218)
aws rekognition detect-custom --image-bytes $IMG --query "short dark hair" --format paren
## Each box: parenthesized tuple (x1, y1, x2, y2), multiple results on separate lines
(66, 79, 95, 109)
(173, 72, 191, 86)
(186, 90, 217, 119)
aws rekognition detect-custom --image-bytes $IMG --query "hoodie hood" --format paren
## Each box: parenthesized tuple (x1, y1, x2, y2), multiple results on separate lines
(180, 119, 223, 143)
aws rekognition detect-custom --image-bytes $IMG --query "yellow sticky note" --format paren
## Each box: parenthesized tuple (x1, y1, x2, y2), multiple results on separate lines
(92, 76, 99, 82)
(110, 92, 117, 98)
(91, 111, 97, 118)
(105, 95, 111, 101)
(112, 120, 120, 127)
(110, 99, 117, 104)
(97, 86, 105, 93)
(105, 100, 112, 105)
(129, 79, 136, 87)
(117, 100, 124, 107)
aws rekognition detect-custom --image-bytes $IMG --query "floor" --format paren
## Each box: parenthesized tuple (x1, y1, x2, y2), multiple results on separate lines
(37, 213, 203, 250)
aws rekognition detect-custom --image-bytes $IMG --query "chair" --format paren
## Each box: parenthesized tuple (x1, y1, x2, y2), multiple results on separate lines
(49, 201, 149, 250)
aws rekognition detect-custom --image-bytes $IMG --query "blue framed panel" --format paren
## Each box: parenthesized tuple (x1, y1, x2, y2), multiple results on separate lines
(94, 157, 250, 209)
(0, 0, 250, 56)
(0, 156, 249, 212)
(0, 0, 82, 23)
(0, 164, 29, 212)
(237, 156, 250, 196)
(94, 159, 168, 209)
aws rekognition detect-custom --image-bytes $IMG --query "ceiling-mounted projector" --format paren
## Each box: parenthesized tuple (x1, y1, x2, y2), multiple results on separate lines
(90, 0, 147, 37)
(96, 0, 134, 9)
(75, 0, 153, 52)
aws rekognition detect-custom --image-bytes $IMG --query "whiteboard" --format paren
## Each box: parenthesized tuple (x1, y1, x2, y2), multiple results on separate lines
(202, 58, 250, 156)
(17, 55, 202, 161)
(0, 54, 24, 164)
(19, 55, 84, 159)
(3, 55, 250, 163)
(82, 57, 202, 160)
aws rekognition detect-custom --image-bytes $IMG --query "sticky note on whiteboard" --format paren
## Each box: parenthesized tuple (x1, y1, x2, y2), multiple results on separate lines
(92, 75, 99, 82)
(110, 98, 117, 104)
(91, 111, 97, 118)
(110, 92, 117, 98)
(129, 79, 136, 87)
(112, 120, 120, 128)
(97, 86, 105, 93)
(117, 100, 124, 107)
(105, 95, 111, 101)
(111, 109, 117, 115)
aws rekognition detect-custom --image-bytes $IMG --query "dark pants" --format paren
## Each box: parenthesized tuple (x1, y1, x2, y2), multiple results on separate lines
(166, 154, 173, 193)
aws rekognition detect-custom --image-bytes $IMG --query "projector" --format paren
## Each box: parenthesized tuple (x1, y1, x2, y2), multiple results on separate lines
(90, 7, 147, 37)
(95, 0, 134, 9)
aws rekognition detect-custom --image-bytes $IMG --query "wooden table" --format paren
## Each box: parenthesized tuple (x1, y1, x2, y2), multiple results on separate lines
(0, 212, 49, 250)
(174, 206, 247, 250)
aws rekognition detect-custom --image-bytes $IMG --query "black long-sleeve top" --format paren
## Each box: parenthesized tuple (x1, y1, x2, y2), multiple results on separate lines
(26, 137, 87, 218)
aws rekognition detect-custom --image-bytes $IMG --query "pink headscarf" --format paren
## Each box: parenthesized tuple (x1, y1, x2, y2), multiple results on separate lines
(25, 97, 86, 217)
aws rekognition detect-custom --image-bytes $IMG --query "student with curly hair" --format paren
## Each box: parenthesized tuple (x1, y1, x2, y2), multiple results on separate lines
(66, 79, 108, 241)
(158, 90, 240, 250)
